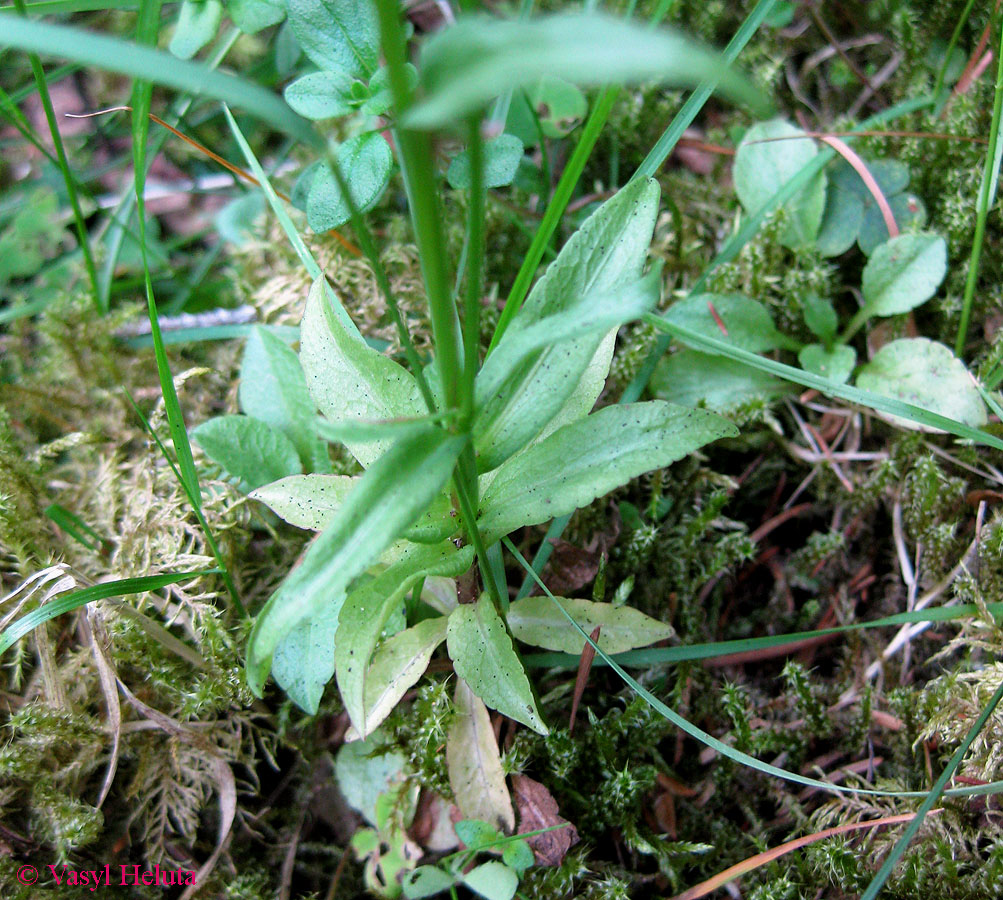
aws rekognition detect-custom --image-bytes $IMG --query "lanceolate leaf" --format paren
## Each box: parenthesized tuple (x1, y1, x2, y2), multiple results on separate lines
(240, 326, 330, 472)
(446, 679, 516, 833)
(286, 0, 379, 78)
(477, 401, 738, 542)
(191, 414, 302, 491)
(508, 596, 674, 655)
(363, 617, 448, 737)
(447, 595, 548, 734)
(336, 543, 474, 737)
(300, 277, 425, 466)
(860, 232, 947, 317)
(251, 474, 457, 542)
(474, 177, 660, 473)
(245, 427, 465, 696)
(407, 12, 768, 128)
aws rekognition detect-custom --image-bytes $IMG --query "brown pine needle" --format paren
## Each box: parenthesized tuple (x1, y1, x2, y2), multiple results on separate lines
(670, 809, 944, 900)
(66, 106, 363, 256)
(569, 625, 601, 736)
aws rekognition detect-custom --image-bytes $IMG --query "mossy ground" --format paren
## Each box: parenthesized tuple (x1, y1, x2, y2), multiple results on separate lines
(2, 1, 1003, 897)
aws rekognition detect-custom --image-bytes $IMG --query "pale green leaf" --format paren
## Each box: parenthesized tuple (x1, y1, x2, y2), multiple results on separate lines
(815, 173, 863, 257)
(283, 70, 355, 120)
(447, 134, 524, 190)
(307, 132, 393, 232)
(169, 0, 222, 60)
(473, 177, 660, 472)
(651, 349, 791, 412)
(335, 735, 406, 826)
(508, 596, 673, 654)
(462, 861, 519, 900)
(446, 679, 515, 832)
(300, 277, 425, 467)
(286, 0, 379, 78)
(663, 293, 786, 353)
(407, 12, 768, 128)
(733, 119, 827, 250)
(229, 0, 285, 34)
(240, 325, 329, 472)
(858, 191, 926, 255)
(502, 839, 534, 874)
(856, 338, 987, 431)
(250, 474, 457, 542)
(336, 543, 474, 737)
(271, 602, 339, 714)
(802, 295, 838, 342)
(860, 232, 947, 316)
(363, 617, 448, 737)
(477, 401, 737, 542)
(191, 414, 301, 491)
(245, 427, 465, 696)
(453, 820, 502, 847)
(798, 344, 856, 384)
(403, 866, 457, 899)
(528, 76, 587, 138)
(447, 595, 548, 734)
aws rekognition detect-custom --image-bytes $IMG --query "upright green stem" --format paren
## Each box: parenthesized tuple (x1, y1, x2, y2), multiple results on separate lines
(375, 0, 464, 413)
(461, 117, 486, 423)
(933, 0, 978, 113)
(13, 0, 100, 312)
(955, 16, 1003, 357)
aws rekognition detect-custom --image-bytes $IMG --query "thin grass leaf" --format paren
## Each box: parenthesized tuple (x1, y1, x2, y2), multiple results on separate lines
(0, 570, 219, 656)
(0, 14, 318, 145)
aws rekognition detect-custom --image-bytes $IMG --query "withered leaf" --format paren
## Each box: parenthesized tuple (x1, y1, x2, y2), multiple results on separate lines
(512, 774, 579, 867)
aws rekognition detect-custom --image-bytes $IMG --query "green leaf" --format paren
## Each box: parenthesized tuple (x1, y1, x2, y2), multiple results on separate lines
(733, 119, 827, 250)
(462, 861, 519, 900)
(473, 177, 660, 473)
(447, 679, 515, 832)
(508, 596, 673, 654)
(454, 820, 503, 848)
(169, 0, 222, 60)
(651, 349, 791, 412)
(250, 474, 457, 542)
(856, 338, 987, 431)
(815, 178, 863, 257)
(335, 735, 407, 826)
(362, 64, 416, 116)
(245, 427, 465, 696)
(798, 344, 856, 384)
(271, 602, 339, 714)
(477, 401, 737, 542)
(403, 866, 457, 899)
(336, 543, 474, 737)
(663, 293, 787, 353)
(860, 232, 947, 316)
(283, 70, 355, 120)
(407, 12, 768, 129)
(858, 191, 926, 255)
(240, 326, 329, 472)
(528, 76, 587, 138)
(802, 295, 838, 342)
(363, 617, 449, 737)
(447, 595, 548, 734)
(447, 134, 524, 190)
(191, 414, 302, 491)
(300, 277, 425, 467)
(286, 0, 379, 78)
(229, 0, 285, 34)
(307, 132, 394, 232)
(501, 840, 534, 874)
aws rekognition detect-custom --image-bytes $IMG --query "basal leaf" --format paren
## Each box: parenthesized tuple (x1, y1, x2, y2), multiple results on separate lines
(271, 601, 339, 714)
(856, 338, 987, 431)
(284, 70, 356, 120)
(250, 474, 457, 542)
(447, 134, 524, 190)
(802, 295, 838, 342)
(363, 617, 449, 737)
(508, 596, 673, 654)
(307, 132, 393, 232)
(857, 191, 926, 256)
(240, 325, 330, 472)
(461, 861, 519, 900)
(300, 277, 425, 467)
(733, 119, 827, 251)
(229, 0, 285, 34)
(286, 0, 379, 78)
(477, 401, 737, 542)
(798, 343, 856, 384)
(473, 177, 660, 472)
(408, 12, 768, 128)
(446, 679, 516, 832)
(169, 0, 222, 60)
(528, 76, 587, 138)
(336, 543, 474, 737)
(860, 232, 947, 317)
(403, 866, 457, 899)
(335, 735, 407, 826)
(447, 595, 548, 734)
(191, 414, 301, 491)
(651, 349, 791, 413)
(663, 292, 787, 353)
(245, 427, 465, 696)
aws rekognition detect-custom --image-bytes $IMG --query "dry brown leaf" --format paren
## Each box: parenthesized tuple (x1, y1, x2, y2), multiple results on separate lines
(512, 774, 579, 867)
